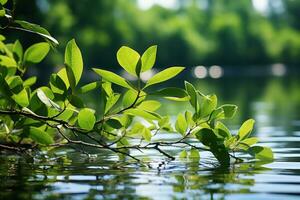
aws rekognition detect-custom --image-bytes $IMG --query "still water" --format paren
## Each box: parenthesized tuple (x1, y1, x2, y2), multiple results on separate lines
(1, 75, 300, 200)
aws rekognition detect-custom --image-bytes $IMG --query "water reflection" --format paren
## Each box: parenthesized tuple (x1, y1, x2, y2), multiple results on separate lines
(1, 75, 300, 199)
(0, 153, 276, 200)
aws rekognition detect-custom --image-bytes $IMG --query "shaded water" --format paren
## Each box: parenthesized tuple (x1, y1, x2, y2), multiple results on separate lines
(1, 75, 300, 200)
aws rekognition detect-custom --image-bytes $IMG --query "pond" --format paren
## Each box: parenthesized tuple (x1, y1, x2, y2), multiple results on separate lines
(1, 73, 300, 200)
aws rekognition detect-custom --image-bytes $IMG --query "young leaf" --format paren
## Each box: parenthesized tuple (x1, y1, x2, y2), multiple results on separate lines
(93, 68, 133, 89)
(78, 108, 96, 131)
(23, 76, 37, 87)
(238, 119, 255, 141)
(185, 111, 195, 128)
(0, 0, 8, 5)
(12, 89, 29, 107)
(68, 95, 84, 108)
(0, 55, 17, 67)
(57, 68, 70, 89)
(37, 89, 60, 110)
(238, 137, 259, 150)
(106, 118, 123, 129)
(195, 128, 230, 166)
(117, 46, 140, 76)
(122, 90, 138, 108)
(24, 42, 50, 64)
(185, 81, 198, 112)
(248, 146, 273, 161)
(13, 20, 59, 45)
(65, 39, 83, 88)
(175, 113, 187, 136)
(141, 45, 157, 72)
(124, 108, 161, 120)
(0, 8, 5, 17)
(141, 126, 152, 142)
(144, 66, 185, 88)
(50, 74, 67, 94)
(150, 87, 189, 101)
(105, 94, 121, 114)
(137, 100, 161, 112)
(219, 104, 238, 119)
(200, 94, 217, 118)
(13, 40, 23, 62)
(28, 126, 54, 145)
(215, 121, 231, 139)
(78, 81, 101, 94)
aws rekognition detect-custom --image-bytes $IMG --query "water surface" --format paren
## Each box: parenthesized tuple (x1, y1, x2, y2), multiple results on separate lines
(1, 75, 300, 200)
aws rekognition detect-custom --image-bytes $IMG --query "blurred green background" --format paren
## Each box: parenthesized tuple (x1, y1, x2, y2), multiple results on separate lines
(2, 0, 300, 126)
(4, 0, 300, 70)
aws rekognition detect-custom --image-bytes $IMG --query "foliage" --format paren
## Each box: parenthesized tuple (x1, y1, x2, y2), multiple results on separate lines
(0, 1, 273, 167)
(3, 0, 300, 73)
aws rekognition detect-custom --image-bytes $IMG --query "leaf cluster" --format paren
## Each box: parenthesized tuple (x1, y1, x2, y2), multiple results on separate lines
(0, 1, 273, 167)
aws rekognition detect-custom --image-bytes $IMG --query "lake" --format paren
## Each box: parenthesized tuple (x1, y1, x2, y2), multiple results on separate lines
(1, 70, 300, 200)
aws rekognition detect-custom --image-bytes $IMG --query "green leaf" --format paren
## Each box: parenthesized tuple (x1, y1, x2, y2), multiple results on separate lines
(0, 0, 7, 5)
(238, 119, 255, 141)
(189, 148, 200, 159)
(150, 87, 189, 101)
(137, 100, 161, 111)
(141, 126, 152, 142)
(141, 45, 157, 72)
(0, 55, 17, 67)
(0, 74, 13, 97)
(179, 149, 187, 158)
(24, 42, 50, 64)
(93, 68, 133, 89)
(238, 137, 259, 150)
(28, 126, 54, 145)
(175, 113, 187, 136)
(50, 74, 67, 95)
(219, 104, 238, 119)
(0, 8, 5, 17)
(23, 76, 37, 87)
(200, 94, 217, 117)
(117, 46, 140, 76)
(7, 76, 23, 93)
(68, 94, 84, 108)
(57, 68, 70, 89)
(185, 81, 198, 112)
(13, 40, 23, 62)
(105, 93, 120, 114)
(78, 81, 101, 94)
(215, 121, 231, 139)
(122, 90, 138, 108)
(37, 89, 60, 110)
(106, 118, 123, 129)
(12, 89, 29, 107)
(13, 20, 59, 45)
(144, 66, 185, 88)
(241, 137, 259, 146)
(78, 108, 96, 131)
(185, 111, 195, 128)
(248, 146, 273, 161)
(65, 39, 83, 88)
(195, 128, 230, 166)
(124, 108, 161, 120)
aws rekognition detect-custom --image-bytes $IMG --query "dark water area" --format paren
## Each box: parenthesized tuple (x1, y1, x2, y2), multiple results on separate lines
(1, 71, 300, 200)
